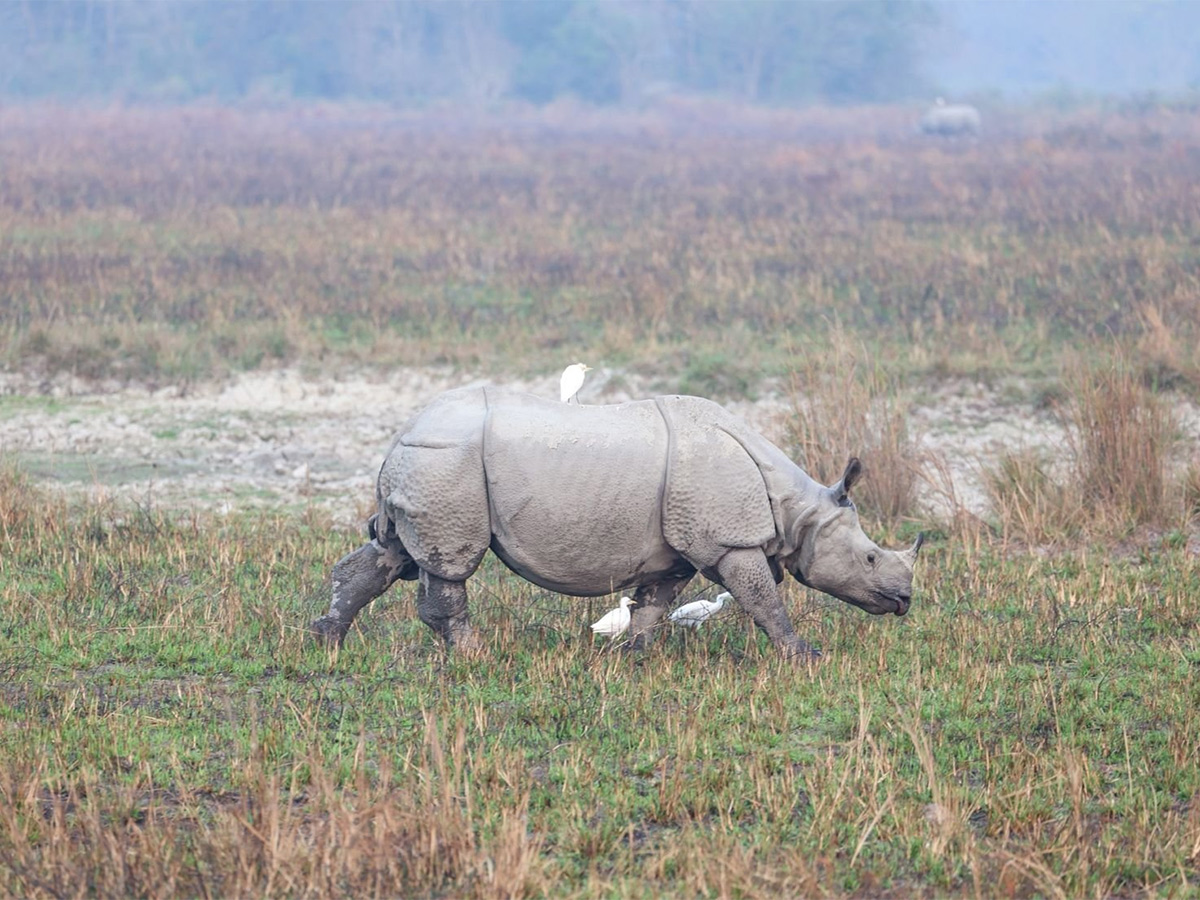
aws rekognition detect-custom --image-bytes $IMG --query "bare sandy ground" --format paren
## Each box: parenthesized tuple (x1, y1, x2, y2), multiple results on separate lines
(2, 367, 1195, 530)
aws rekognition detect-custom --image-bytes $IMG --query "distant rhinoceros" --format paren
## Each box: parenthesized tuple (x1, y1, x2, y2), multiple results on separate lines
(919, 99, 982, 136)
(310, 387, 923, 659)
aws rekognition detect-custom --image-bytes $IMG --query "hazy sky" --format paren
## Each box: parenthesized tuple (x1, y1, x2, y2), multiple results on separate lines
(930, 0, 1200, 97)
(2, 1, 1198, 104)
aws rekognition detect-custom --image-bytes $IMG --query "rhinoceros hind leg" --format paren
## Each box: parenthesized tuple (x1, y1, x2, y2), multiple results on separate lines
(310, 538, 417, 647)
(716, 548, 820, 661)
(417, 570, 481, 651)
(627, 574, 695, 651)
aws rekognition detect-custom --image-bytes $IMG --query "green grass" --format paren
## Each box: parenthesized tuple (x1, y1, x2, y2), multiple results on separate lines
(2, 466, 1197, 897)
(10, 452, 192, 486)
(0, 396, 73, 419)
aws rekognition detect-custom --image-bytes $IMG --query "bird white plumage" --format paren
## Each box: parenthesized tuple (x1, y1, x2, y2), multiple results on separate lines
(560, 362, 592, 403)
(669, 592, 729, 629)
(590, 595, 634, 637)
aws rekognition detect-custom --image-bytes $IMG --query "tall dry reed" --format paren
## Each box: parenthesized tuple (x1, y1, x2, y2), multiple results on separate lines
(782, 337, 923, 528)
(1060, 352, 1175, 529)
(982, 447, 1083, 545)
(0, 719, 547, 900)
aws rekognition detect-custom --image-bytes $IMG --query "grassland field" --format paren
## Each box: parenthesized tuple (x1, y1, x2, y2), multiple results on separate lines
(1, 102, 1200, 898)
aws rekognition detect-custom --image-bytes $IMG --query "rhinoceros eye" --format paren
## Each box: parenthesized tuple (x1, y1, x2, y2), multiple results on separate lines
(867, 552, 877, 566)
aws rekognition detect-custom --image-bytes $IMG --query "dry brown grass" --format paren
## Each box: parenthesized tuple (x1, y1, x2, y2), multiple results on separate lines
(983, 448, 1084, 545)
(0, 720, 547, 900)
(981, 353, 1179, 541)
(782, 335, 924, 528)
(1060, 352, 1176, 530)
(1183, 460, 1200, 522)
(3, 104, 1200, 385)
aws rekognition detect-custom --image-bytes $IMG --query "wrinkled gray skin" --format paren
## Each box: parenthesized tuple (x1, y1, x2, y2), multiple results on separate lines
(310, 387, 923, 660)
(919, 103, 982, 136)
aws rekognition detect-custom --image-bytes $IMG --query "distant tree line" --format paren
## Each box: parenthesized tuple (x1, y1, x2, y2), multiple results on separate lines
(0, 0, 939, 106)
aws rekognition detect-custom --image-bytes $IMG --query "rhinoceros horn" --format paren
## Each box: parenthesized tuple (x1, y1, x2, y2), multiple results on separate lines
(900, 532, 925, 571)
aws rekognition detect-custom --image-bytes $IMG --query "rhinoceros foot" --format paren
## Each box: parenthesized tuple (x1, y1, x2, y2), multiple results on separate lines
(447, 628, 484, 655)
(619, 639, 653, 662)
(780, 637, 823, 664)
(309, 615, 350, 647)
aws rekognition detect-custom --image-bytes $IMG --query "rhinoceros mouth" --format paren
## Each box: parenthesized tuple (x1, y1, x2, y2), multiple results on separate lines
(874, 591, 910, 617)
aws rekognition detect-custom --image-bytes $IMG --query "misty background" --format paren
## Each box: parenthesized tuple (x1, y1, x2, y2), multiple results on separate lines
(0, 0, 1198, 107)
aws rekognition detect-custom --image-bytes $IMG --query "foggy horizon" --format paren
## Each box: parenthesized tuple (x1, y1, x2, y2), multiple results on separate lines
(931, 0, 1200, 99)
(0, 0, 1197, 109)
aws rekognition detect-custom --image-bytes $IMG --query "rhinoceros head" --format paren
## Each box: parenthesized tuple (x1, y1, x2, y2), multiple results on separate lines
(790, 458, 923, 617)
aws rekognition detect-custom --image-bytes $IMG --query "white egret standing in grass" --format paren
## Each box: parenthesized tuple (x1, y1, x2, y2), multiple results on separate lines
(590, 596, 634, 637)
(560, 362, 591, 404)
(669, 592, 729, 629)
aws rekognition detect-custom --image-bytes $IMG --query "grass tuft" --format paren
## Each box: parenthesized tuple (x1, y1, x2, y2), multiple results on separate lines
(1060, 352, 1176, 530)
(983, 448, 1082, 545)
(1184, 461, 1200, 523)
(783, 336, 924, 528)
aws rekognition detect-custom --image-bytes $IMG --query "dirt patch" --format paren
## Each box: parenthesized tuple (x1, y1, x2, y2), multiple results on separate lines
(0, 367, 792, 528)
(3, 367, 1195, 528)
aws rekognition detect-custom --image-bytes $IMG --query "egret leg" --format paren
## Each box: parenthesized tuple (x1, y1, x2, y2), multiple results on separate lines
(417, 570, 481, 651)
(310, 538, 416, 647)
(627, 575, 694, 651)
(716, 548, 818, 660)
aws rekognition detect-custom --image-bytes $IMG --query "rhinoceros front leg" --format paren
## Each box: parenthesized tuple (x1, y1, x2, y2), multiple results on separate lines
(627, 574, 695, 651)
(716, 548, 819, 660)
(416, 570, 482, 652)
(310, 538, 416, 647)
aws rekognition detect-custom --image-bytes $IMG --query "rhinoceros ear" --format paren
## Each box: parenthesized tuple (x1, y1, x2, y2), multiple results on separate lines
(830, 457, 862, 505)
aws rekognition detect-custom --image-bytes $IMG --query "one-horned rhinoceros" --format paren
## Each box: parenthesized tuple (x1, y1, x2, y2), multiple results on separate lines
(919, 100, 982, 136)
(309, 386, 923, 659)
